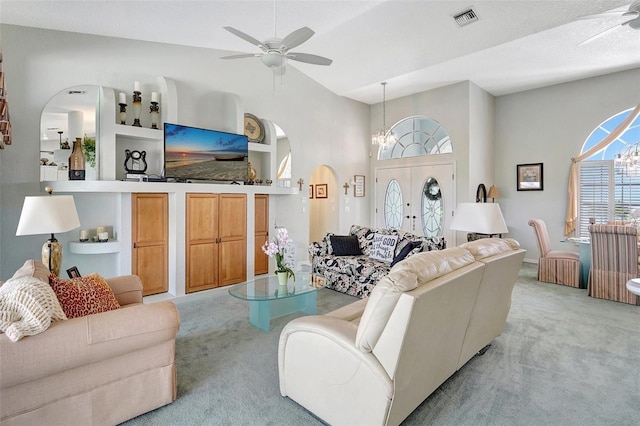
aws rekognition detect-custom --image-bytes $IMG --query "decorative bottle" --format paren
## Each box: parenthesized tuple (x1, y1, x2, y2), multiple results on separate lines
(68, 137, 86, 180)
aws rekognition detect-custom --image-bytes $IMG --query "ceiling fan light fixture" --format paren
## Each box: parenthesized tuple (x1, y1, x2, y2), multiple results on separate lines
(261, 52, 287, 68)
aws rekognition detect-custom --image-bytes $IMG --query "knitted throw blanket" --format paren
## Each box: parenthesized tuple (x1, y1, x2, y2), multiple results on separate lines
(0, 275, 67, 342)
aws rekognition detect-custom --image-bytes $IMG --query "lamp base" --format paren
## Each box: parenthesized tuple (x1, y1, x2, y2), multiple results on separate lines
(42, 238, 63, 276)
(466, 233, 502, 242)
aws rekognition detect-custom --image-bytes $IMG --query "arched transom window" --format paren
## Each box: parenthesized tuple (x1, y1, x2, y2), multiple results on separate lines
(379, 116, 452, 160)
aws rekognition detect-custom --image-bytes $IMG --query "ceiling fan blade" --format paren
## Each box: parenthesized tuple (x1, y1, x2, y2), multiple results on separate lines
(287, 52, 333, 66)
(579, 22, 623, 45)
(574, 11, 625, 21)
(221, 53, 260, 60)
(281, 27, 314, 50)
(223, 27, 264, 48)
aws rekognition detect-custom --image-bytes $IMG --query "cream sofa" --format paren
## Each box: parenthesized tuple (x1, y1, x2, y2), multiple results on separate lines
(0, 260, 180, 426)
(279, 238, 525, 426)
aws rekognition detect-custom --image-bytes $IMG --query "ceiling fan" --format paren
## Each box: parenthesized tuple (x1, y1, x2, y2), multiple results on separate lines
(221, 25, 333, 75)
(576, 1, 640, 44)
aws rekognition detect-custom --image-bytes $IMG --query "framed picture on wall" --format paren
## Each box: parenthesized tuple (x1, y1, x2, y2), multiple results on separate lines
(309, 185, 314, 199)
(517, 163, 543, 191)
(354, 175, 365, 197)
(315, 183, 328, 199)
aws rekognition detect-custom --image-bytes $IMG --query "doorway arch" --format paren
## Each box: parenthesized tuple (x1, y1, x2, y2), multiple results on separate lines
(309, 165, 339, 243)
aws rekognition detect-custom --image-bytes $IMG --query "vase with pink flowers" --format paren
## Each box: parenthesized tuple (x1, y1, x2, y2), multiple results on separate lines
(261, 227, 296, 285)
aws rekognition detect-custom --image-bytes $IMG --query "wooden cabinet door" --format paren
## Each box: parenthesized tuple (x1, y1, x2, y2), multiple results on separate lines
(132, 193, 168, 296)
(254, 194, 269, 275)
(186, 194, 219, 293)
(218, 194, 246, 286)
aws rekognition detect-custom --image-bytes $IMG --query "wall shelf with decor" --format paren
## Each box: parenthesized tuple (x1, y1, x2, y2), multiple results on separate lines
(69, 240, 120, 254)
(99, 76, 177, 181)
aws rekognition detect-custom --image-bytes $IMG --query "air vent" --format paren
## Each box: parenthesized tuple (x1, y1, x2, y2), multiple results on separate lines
(452, 8, 479, 27)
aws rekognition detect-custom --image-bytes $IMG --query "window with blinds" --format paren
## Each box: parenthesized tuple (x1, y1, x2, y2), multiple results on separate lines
(579, 161, 611, 238)
(578, 161, 640, 238)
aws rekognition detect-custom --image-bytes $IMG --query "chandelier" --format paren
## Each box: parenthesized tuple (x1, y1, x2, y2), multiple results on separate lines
(372, 82, 397, 148)
(615, 141, 640, 176)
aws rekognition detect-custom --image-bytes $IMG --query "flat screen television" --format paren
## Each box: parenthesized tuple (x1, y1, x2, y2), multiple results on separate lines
(164, 122, 248, 182)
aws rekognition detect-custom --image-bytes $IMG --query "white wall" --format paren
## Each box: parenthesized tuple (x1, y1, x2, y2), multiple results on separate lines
(496, 68, 640, 261)
(2, 24, 637, 278)
(0, 25, 371, 279)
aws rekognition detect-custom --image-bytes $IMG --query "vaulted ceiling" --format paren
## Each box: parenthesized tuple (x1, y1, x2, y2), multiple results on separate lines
(2, 0, 639, 104)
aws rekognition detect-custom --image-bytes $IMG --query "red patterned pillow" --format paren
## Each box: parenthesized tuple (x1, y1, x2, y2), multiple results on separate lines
(49, 273, 120, 319)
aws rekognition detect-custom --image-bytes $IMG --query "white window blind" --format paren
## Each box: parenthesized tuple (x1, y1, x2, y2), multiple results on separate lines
(578, 161, 611, 238)
(578, 160, 640, 238)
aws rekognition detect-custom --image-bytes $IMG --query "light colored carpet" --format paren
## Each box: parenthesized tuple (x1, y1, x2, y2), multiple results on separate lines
(123, 264, 640, 425)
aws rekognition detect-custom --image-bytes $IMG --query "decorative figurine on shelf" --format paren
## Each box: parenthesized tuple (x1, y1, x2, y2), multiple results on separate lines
(246, 161, 257, 184)
(124, 149, 147, 174)
(118, 92, 127, 125)
(150, 91, 159, 129)
(132, 81, 142, 127)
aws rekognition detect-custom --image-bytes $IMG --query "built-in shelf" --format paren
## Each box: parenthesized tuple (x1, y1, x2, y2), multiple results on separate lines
(248, 142, 271, 153)
(69, 240, 120, 254)
(42, 180, 298, 195)
(114, 124, 162, 141)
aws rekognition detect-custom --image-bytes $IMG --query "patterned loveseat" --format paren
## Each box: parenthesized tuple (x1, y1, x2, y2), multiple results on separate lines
(309, 225, 446, 298)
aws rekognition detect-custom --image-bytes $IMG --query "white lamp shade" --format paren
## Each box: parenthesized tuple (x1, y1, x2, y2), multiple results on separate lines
(16, 195, 81, 236)
(450, 202, 509, 234)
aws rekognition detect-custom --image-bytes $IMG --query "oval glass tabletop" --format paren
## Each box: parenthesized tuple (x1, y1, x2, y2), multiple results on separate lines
(228, 273, 327, 301)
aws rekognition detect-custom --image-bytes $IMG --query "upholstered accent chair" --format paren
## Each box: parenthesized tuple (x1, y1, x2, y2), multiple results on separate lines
(528, 219, 580, 288)
(588, 224, 640, 305)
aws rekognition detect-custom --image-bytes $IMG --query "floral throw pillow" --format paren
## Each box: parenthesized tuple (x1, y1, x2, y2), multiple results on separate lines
(49, 273, 120, 319)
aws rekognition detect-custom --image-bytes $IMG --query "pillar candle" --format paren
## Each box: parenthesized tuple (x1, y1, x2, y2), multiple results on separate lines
(134, 81, 141, 92)
(151, 92, 158, 102)
(119, 92, 126, 104)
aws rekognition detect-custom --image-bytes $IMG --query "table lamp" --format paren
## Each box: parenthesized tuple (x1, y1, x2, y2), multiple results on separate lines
(487, 185, 500, 203)
(16, 186, 80, 276)
(450, 202, 508, 241)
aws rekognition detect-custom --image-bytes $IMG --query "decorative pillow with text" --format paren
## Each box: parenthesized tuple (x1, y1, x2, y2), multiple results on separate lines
(369, 233, 399, 263)
(49, 273, 120, 319)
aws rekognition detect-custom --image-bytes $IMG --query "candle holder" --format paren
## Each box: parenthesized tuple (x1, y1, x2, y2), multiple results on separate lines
(150, 101, 159, 129)
(132, 91, 142, 127)
(119, 103, 127, 125)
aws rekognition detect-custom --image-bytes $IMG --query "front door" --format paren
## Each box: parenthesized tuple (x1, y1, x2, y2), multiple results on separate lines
(375, 163, 454, 245)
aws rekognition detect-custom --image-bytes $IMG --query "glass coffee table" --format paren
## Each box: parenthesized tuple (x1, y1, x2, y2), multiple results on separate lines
(228, 274, 327, 332)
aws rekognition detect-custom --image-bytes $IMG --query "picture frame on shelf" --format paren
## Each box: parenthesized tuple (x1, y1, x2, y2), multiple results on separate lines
(354, 175, 365, 197)
(309, 184, 314, 199)
(315, 183, 328, 199)
(517, 163, 543, 191)
(66, 266, 81, 278)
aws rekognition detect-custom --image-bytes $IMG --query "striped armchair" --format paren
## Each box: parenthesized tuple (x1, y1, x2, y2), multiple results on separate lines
(588, 224, 640, 305)
(528, 219, 580, 288)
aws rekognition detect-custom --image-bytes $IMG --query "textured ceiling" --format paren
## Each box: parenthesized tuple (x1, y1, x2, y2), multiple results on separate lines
(1, 0, 639, 104)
